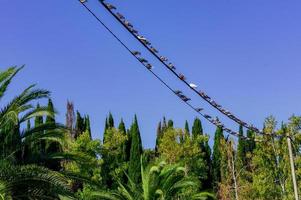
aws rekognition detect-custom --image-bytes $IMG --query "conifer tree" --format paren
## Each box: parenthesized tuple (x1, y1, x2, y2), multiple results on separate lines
(118, 119, 128, 161)
(162, 117, 167, 133)
(75, 111, 85, 138)
(108, 112, 114, 128)
(155, 121, 162, 155)
(237, 125, 246, 167)
(167, 119, 174, 128)
(191, 118, 212, 189)
(45, 99, 61, 170)
(212, 126, 224, 190)
(84, 115, 92, 139)
(184, 120, 190, 136)
(34, 104, 44, 154)
(192, 118, 203, 140)
(128, 115, 143, 185)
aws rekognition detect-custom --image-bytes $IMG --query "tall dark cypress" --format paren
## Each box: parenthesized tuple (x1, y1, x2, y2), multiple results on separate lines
(191, 118, 211, 189)
(128, 115, 143, 184)
(34, 104, 44, 155)
(167, 119, 174, 129)
(162, 117, 167, 133)
(108, 112, 114, 128)
(45, 99, 61, 171)
(84, 115, 92, 139)
(118, 119, 128, 161)
(192, 118, 203, 140)
(75, 111, 85, 139)
(184, 120, 190, 136)
(155, 121, 162, 154)
(237, 125, 246, 166)
(212, 126, 224, 190)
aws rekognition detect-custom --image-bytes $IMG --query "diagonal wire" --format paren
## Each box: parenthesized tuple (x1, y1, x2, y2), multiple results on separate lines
(76, 0, 263, 141)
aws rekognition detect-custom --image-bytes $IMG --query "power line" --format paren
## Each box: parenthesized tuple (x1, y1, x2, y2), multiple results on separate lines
(98, 0, 282, 139)
(77, 0, 260, 141)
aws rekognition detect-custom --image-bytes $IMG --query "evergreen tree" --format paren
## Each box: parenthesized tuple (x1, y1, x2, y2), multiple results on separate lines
(167, 119, 174, 128)
(237, 125, 246, 167)
(34, 104, 44, 155)
(184, 120, 190, 136)
(192, 118, 203, 140)
(162, 117, 167, 133)
(212, 126, 224, 190)
(75, 111, 85, 138)
(191, 118, 212, 189)
(155, 121, 162, 154)
(108, 112, 114, 128)
(45, 99, 61, 171)
(128, 115, 143, 185)
(84, 115, 92, 139)
(118, 119, 128, 161)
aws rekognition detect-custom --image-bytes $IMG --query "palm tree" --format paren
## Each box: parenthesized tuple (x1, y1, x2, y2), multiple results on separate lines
(0, 66, 76, 199)
(0, 66, 66, 164)
(0, 160, 74, 199)
(88, 159, 215, 200)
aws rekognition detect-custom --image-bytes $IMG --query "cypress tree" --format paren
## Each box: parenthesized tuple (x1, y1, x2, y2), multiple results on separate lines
(191, 118, 212, 189)
(128, 115, 143, 185)
(155, 121, 162, 154)
(162, 117, 167, 133)
(237, 125, 246, 166)
(45, 99, 61, 171)
(75, 111, 84, 138)
(192, 118, 203, 140)
(167, 119, 174, 128)
(108, 112, 114, 128)
(203, 138, 212, 189)
(212, 126, 224, 190)
(118, 119, 128, 161)
(118, 118, 126, 134)
(34, 104, 44, 155)
(84, 115, 92, 139)
(184, 120, 190, 136)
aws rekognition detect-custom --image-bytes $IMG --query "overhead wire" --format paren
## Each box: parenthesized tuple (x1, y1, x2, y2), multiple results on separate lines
(77, 0, 266, 141)
(98, 0, 282, 139)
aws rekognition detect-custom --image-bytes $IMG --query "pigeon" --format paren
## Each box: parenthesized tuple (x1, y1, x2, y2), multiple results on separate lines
(182, 97, 191, 102)
(179, 73, 186, 81)
(159, 56, 168, 62)
(174, 90, 182, 95)
(189, 83, 198, 89)
(137, 36, 151, 45)
(204, 115, 212, 119)
(150, 47, 158, 53)
(105, 3, 116, 10)
(168, 63, 176, 70)
(138, 58, 148, 63)
(116, 12, 125, 20)
(131, 29, 138, 34)
(146, 64, 152, 69)
(124, 21, 133, 28)
(132, 51, 141, 56)
(195, 108, 203, 112)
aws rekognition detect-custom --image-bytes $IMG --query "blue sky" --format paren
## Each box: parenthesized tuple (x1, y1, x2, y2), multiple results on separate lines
(1, 0, 301, 148)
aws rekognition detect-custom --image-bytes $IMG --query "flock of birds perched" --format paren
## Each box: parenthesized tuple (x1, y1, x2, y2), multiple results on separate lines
(78, 0, 279, 140)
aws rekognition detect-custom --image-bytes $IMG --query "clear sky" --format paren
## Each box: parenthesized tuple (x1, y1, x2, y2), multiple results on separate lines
(1, 0, 301, 148)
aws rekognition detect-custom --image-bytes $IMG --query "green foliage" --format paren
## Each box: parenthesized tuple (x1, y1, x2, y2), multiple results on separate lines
(128, 115, 143, 185)
(101, 127, 128, 189)
(212, 126, 224, 190)
(88, 159, 215, 200)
